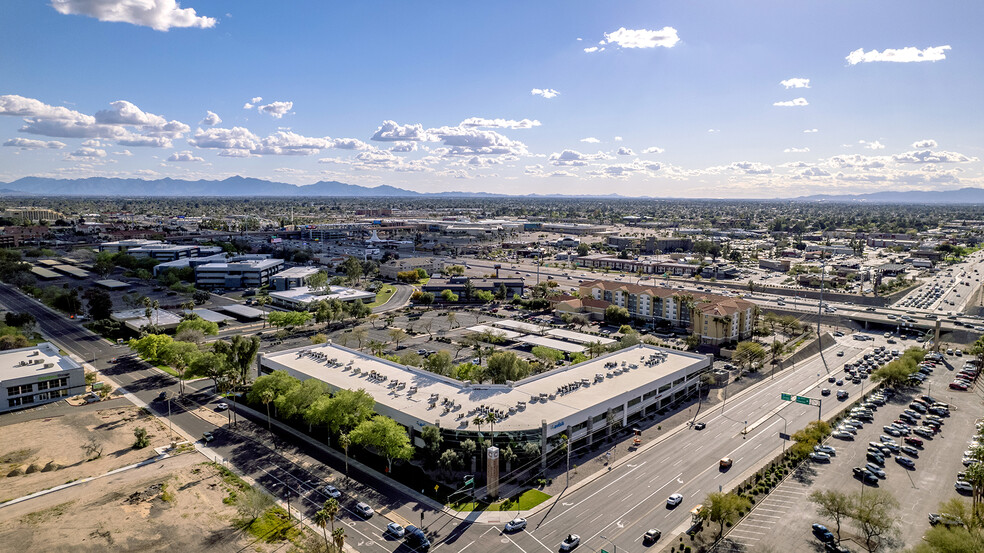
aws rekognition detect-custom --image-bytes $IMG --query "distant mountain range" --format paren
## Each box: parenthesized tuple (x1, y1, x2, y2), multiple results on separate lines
(2, 176, 984, 203)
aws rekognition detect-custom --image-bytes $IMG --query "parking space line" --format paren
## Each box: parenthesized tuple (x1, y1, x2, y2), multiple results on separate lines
(740, 523, 775, 530)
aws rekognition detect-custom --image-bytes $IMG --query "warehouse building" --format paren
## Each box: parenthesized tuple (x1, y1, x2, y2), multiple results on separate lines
(1, 342, 85, 413)
(258, 342, 710, 463)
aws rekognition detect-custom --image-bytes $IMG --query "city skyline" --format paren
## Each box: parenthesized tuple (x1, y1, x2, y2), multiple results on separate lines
(1, 0, 981, 198)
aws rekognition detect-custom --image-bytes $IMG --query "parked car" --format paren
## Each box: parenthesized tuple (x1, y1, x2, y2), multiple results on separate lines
(896, 456, 915, 469)
(904, 436, 923, 447)
(321, 484, 341, 498)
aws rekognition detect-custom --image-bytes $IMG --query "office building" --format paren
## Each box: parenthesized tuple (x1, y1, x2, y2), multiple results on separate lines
(1, 342, 85, 413)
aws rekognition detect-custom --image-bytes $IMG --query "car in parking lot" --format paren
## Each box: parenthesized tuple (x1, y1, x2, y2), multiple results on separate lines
(320, 484, 341, 498)
(866, 451, 885, 465)
(882, 426, 901, 437)
(914, 427, 935, 438)
(832, 431, 854, 440)
(901, 446, 919, 457)
(810, 452, 831, 462)
(896, 456, 915, 469)
(504, 517, 527, 532)
(864, 463, 886, 478)
(904, 436, 923, 447)
(812, 524, 835, 543)
(815, 445, 836, 455)
(955, 481, 974, 494)
(950, 381, 969, 390)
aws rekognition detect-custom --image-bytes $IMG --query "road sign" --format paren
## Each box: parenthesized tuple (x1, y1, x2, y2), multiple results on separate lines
(809, 398, 822, 407)
(781, 393, 793, 401)
(779, 432, 791, 441)
(464, 476, 474, 486)
(795, 396, 811, 405)
(602, 550, 610, 553)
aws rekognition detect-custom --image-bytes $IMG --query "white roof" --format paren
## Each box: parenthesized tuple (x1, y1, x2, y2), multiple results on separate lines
(545, 328, 616, 345)
(515, 335, 586, 353)
(0, 342, 80, 380)
(269, 286, 375, 306)
(111, 308, 183, 328)
(197, 258, 283, 271)
(262, 343, 708, 436)
(273, 266, 320, 279)
(492, 319, 546, 334)
(190, 308, 234, 323)
(220, 304, 266, 318)
(95, 279, 130, 289)
(463, 325, 524, 340)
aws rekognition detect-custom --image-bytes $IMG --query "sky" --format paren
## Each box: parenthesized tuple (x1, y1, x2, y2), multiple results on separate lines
(1, 0, 982, 198)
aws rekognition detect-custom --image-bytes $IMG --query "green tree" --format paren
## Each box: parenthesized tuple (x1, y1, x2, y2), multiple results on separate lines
(347, 300, 372, 320)
(421, 425, 443, 466)
(486, 351, 531, 384)
(306, 388, 376, 435)
(604, 304, 630, 325)
(307, 270, 329, 293)
(439, 449, 461, 477)
(187, 351, 233, 391)
(314, 508, 332, 550)
(260, 388, 275, 429)
(132, 427, 150, 449)
(268, 310, 313, 328)
(852, 488, 900, 553)
(701, 492, 752, 540)
(176, 315, 219, 336)
(332, 527, 346, 553)
(441, 289, 459, 302)
(338, 433, 351, 475)
(425, 350, 454, 376)
(532, 346, 564, 366)
(733, 341, 766, 374)
(82, 288, 114, 321)
(349, 415, 414, 472)
(388, 327, 408, 349)
(340, 256, 363, 284)
(128, 333, 174, 365)
(275, 378, 327, 423)
(159, 340, 201, 395)
(810, 489, 853, 543)
(212, 335, 261, 386)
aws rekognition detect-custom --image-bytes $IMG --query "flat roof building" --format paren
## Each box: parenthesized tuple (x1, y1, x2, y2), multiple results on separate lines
(98, 239, 162, 253)
(1, 342, 84, 413)
(268, 285, 376, 310)
(271, 267, 321, 291)
(195, 258, 284, 290)
(379, 257, 445, 280)
(259, 343, 710, 456)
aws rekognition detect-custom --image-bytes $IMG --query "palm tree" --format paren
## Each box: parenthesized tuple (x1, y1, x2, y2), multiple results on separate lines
(255, 295, 272, 328)
(152, 299, 161, 326)
(314, 508, 331, 550)
(322, 498, 339, 534)
(260, 388, 275, 429)
(486, 411, 499, 447)
(332, 527, 346, 552)
(472, 416, 484, 434)
(338, 434, 351, 475)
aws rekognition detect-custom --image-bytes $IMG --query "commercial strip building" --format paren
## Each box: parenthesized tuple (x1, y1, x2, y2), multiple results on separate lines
(555, 279, 756, 346)
(258, 342, 711, 459)
(195, 258, 284, 290)
(422, 277, 525, 299)
(268, 285, 375, 310)
(574, 254, 739, 279)
(1, 342, 84, 413)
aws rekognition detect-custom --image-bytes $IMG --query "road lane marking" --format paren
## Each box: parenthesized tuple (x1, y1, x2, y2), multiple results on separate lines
(538, 462, 648, 528)
(503, 534, 529, 553)
(583, 473, 681, 544)
(458, 540, 475, 553)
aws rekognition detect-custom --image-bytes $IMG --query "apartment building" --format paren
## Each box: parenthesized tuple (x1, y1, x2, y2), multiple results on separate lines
(1, 342, 84, 413)
(3, 206, 62, 223)
(565, 280, 756, 345)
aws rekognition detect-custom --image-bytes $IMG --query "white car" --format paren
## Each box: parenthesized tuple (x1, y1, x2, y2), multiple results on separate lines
(504, 517, 527, 532)
(666, 493, 683, 507)
(809, 452, 831, 462)
(815, 445, 836, 455)
(321, 484, 341, 498)
(832, 431, 854, 440)
(956, 481, 974, 493)
(386, 522, 405, 537)
(215, 402, 229, 411)
(355, 502, 374, 518)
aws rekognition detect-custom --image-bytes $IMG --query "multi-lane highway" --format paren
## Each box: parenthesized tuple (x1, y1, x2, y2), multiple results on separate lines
(1, 280, 894, 553)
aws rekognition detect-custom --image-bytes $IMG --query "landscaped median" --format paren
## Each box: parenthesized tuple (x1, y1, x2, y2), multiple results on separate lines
(447, 488, 551, 512)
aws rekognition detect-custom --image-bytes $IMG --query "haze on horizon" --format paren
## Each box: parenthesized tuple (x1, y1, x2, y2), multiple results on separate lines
(1, 0, 981, 199)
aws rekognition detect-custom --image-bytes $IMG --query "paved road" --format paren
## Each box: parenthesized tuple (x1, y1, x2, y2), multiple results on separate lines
(374, 284, 414, 314)
(0, 281, 898, 553)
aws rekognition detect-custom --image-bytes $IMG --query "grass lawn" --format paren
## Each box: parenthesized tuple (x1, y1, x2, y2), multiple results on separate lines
(368, 284, 397, 308)
(449, 489, 551, 512)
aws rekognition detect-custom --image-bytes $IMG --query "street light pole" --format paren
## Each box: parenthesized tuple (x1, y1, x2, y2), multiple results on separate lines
(776, 413, 788, 455)
(599, 535, 618, 553)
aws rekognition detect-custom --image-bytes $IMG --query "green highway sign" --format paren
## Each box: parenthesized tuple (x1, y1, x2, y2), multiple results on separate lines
(780, 393, 792, 401)
(795, 396, 811, 405)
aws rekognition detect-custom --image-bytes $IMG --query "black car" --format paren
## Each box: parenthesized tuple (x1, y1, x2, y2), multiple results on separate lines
(853, 467, 878, 484)
(694, 422, 706, 430)
(867, 452, 885, 465)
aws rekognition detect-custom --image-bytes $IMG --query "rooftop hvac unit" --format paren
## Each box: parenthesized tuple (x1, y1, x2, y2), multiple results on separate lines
(44, 363, 53, 368)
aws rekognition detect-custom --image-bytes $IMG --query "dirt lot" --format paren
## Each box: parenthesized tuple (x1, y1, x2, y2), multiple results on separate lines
(0, 405, 172, 502)
(0, 453, 295, 553)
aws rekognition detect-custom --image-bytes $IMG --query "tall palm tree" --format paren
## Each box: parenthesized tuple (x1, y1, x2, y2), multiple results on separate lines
(338, 435, 351, 475)
(260, 388, 275, 429)
(313, 509, 331, 550)
(472, 416, 484, 434)
(485, 411, 499, 447)
(322, 498, 339, 534)
(331, 527, 346, 552)
(152, 299, 161, 326)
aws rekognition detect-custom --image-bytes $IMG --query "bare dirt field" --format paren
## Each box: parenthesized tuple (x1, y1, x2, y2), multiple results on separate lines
(0, 453, 298, 553)
(0, 405, 172, 502)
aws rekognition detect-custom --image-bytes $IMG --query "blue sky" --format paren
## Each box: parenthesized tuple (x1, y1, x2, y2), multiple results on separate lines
(1, 1, 981, 197)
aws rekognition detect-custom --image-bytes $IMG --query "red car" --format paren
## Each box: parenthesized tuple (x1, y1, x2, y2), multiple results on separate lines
(904, 436, 923, 447)
(950, 381, 969, 390)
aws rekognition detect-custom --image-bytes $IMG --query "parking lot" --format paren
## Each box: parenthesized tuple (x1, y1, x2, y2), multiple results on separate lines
(721, 350, 981, 552)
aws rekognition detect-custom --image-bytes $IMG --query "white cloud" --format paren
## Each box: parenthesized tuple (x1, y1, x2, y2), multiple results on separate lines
(616, 147, 634, 156)
(252, 131, 331, 155)
(256, 101, 292, 118)
(548, 149, 611, 167)
(167, 150, 203, 162)
(583, 47, 601, 53)
(780, 78, 811, 89)
(189, 126, 261, 150)
(804, 128, 819, 133)
(599, 27, 680, 49)
(912, 139, 937, 148)
(113, 149, 132, 156)
(67, 146, 106, 158)
(531, 88, 560, 99)
(3, 138, 66, 150)
(613, 136, 623, 141)
(799, 167, 830, 178)
(580, 137, 600, 143)
(427, 126, 528, 156)
(459, 117, 541, 130)
(330, 138, 371, 150)
(371, 120, 434, 141)
(642, 146, 664, 154)
(389, 142, 417, 153)
(94, 100, 167, 126)
(773, 97, 809, 107)
(117, 134, 173, 147)
(707, 129, 720, 134)
(784, 147, 810, 153)
(859, 140, 885, 150)
(728, 161, 773, 175)
(50, 0, 217, 31)
(893, 149, 976, 164)
(0, 95, 91, 121)
(200, 110, 222, 126)
(846, 45, 951, 65)
(243, 96, 262, 109)
(826, 154, 887, 169)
